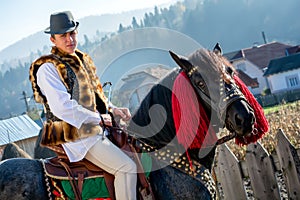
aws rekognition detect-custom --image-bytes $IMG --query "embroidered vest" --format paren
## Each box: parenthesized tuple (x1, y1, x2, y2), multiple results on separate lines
(29, 47, 107, 146)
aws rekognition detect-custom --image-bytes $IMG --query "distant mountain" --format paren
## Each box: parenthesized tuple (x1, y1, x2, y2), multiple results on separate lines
(1, 0, 299, 71)
(0, 8, 153, 69)
(179, 0, 300, 53)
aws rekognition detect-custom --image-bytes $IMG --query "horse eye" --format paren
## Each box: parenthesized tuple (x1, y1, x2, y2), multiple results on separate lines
(198, 81, 204, 88)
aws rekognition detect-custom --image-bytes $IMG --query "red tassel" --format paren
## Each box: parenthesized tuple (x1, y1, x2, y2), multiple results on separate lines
(172, 72, 217, 149)
(171, 72, 269, 148)
(233, 75, 269, 145)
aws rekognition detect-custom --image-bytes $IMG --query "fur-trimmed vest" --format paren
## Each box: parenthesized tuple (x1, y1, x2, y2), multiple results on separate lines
(29, 47, 107, 146)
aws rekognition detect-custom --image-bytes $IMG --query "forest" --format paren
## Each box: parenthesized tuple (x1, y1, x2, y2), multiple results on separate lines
(0, 0, 299, 119)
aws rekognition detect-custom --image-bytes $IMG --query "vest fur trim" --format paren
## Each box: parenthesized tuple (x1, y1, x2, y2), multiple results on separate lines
(29, 47, 106, 146)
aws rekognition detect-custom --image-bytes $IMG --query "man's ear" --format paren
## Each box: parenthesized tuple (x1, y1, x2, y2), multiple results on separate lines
(50, 36, 55, 44)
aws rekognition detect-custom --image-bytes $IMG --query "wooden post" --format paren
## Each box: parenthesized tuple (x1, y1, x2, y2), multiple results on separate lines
(214, 144, 247, 200)
(276, 129, 300, 199)
(245, 142, 281, 199)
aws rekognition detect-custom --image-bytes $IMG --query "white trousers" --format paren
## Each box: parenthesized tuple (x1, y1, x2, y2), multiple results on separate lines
(85, 137, 137, 200)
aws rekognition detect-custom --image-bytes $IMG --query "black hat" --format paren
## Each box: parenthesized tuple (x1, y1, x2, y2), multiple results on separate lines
(44, 11, 79, 34)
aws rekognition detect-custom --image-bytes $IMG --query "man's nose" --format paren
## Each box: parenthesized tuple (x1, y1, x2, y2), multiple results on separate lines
(66, 34, 73, 42)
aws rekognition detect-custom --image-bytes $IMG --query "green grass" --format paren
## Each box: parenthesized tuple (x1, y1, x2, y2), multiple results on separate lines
(263, 100, 298, 114)
(263, 105, 282, 114)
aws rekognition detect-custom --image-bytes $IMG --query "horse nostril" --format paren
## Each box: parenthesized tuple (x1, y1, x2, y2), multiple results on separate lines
(235, 113, 243, 126)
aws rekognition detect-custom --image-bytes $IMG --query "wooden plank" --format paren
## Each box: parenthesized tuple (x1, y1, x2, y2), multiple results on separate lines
(239, 160, 248, 177)
(245, 142, 281, 199)
(214, 144, 247, 200)
(271, 151, 281, 171)
(276, 129, 300, 199)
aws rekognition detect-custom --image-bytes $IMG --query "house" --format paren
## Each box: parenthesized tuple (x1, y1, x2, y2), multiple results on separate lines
(264, 53, 300, 93)
(116, 65, 171, 112)
(286, 45, 300, 55)
(224, 42, 292, 96)
(0, 114, 41, 157)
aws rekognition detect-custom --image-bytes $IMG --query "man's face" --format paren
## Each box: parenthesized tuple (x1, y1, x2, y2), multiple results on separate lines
(50, 30, 78, 54)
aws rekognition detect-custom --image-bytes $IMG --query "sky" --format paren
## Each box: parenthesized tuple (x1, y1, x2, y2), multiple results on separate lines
(0, 0, 178, 51)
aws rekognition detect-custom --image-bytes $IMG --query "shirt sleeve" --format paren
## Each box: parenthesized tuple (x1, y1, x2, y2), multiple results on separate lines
(36, 63, 101, 129)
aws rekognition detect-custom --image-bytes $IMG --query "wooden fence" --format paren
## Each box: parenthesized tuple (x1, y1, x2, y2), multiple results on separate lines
(213, 129, 300, 200)
(256, 89, 300, 107)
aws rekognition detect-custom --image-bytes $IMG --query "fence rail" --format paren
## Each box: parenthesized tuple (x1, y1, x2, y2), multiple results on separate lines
(256, 89, 300, 107)
(213, 129, 300, 199)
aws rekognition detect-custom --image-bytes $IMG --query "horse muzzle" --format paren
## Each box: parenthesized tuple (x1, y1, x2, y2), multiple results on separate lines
(226, 100, 256, 137)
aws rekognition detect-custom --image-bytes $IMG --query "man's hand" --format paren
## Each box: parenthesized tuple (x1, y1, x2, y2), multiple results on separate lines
(100, 113, 112, 127)
(113, 107, 131, 121)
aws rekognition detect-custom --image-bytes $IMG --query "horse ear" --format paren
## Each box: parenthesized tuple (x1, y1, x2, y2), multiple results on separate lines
(213, 43, 222, 55)
(169, 50, 194, 71)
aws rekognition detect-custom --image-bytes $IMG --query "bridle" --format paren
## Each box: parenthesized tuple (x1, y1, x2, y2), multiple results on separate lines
(186, 65, 252, 144)
(187, 65, 247, 119)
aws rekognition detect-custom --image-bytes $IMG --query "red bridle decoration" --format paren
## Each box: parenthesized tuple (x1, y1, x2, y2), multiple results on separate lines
(172, 72, 269, 149)
(233, 75, 269, 145)
(172, 72, 217, 150)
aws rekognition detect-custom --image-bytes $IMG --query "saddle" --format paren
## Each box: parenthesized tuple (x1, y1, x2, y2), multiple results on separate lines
(43, 145, 115, 200)
(43, 126, 155, 200)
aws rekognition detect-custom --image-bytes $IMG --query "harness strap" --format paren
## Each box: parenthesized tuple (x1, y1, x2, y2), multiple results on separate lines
(129, 143, 150, 189)
(77, 173, 84, 197)
(58, 159, 82, 200)
(103, 172, 116, 200)
(106, 115, 153, 191)
(104, 115, 155, 199)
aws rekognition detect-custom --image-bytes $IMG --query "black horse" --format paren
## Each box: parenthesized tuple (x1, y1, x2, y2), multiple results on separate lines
(0, 48, 267, 200)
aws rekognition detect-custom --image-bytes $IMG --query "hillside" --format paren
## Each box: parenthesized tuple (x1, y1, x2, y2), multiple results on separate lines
(0, 8, 152, 67)
(1, 0, 300, 71)
(0, 0, 299, 118)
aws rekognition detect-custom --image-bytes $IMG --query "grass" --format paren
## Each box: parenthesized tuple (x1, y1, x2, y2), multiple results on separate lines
(263, 100, 298, 114)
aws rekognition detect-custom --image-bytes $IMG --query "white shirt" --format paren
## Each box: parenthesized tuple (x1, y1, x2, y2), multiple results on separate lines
(37, 62, 103, 162)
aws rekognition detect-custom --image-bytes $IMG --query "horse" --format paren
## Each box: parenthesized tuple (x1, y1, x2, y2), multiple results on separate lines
(0, 48, 268, 200)
(1, 143, 32, 161)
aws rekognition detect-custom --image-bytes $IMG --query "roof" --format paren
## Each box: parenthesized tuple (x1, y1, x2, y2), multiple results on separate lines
(0, 114, 41, 146)
(236, 69, 259, 88)
(224, 50, 244, 61)
(286, 45, 300, 55)
(264, 53, 300, 76)
(120, 76, 149, 91)
(120, 65, 171, 91)
(224, 42, 292, 69)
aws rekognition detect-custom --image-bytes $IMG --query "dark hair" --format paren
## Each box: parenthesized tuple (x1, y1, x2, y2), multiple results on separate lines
(50, 29, 78, 39)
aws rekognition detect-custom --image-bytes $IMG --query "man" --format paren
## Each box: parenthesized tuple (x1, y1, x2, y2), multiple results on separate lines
(29, 11, 136, 200)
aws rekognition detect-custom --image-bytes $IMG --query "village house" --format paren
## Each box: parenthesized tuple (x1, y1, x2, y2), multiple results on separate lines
(0, 114, 41, 158)
(224, 42, 293, 96)
(116, 65, 170, 112)
(264, 50, 300, 94)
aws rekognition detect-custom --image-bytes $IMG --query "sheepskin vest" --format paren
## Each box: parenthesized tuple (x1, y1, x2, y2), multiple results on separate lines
(29, 46, 107, 146)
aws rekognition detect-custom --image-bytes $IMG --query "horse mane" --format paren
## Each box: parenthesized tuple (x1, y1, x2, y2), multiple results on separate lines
(188, 48, 236, 84)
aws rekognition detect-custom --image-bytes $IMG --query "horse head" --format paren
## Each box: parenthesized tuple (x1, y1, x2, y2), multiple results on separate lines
(169, 48, 255, 138)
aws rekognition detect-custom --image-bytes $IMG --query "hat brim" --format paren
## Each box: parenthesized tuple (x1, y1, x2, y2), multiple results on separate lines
(44, 21, 79, 34)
